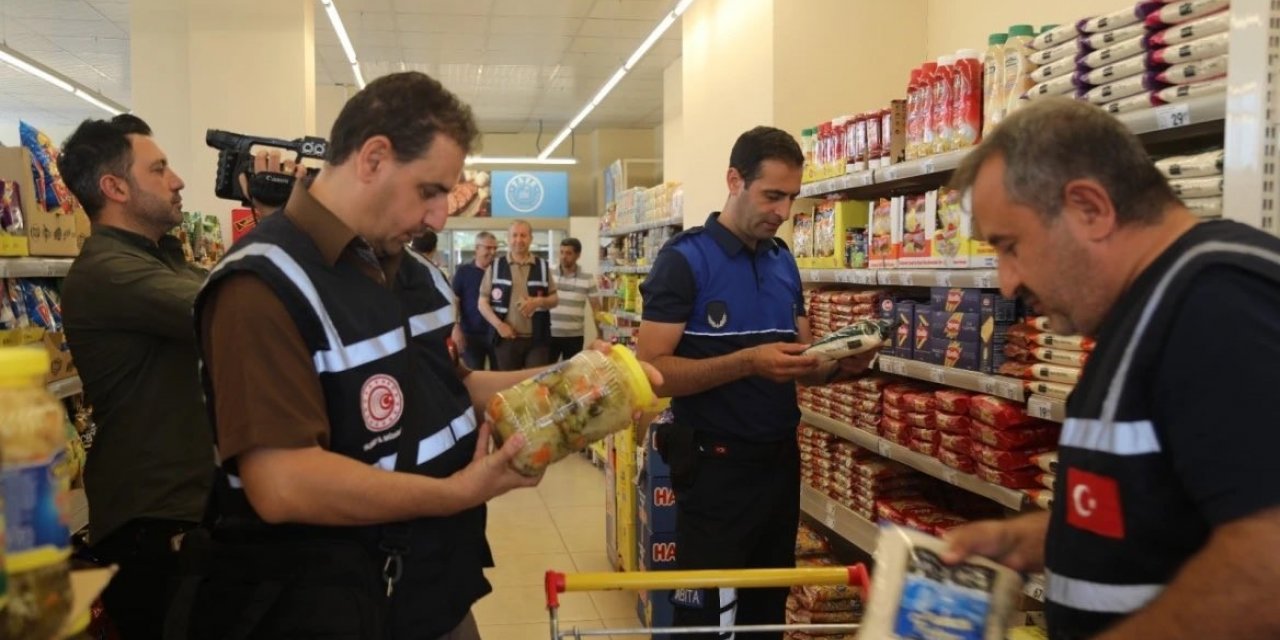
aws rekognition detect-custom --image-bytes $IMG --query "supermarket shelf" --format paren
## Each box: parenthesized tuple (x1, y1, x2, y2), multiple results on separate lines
(601, 264, 652, 275)
(48, 375, 83, 399)
(799, 485, 880, 554)
(793, 95, 1226, 201)
(877, 356, 1025, 402)
(0, 257, 74, 278)
(798, 169, 875, 199)
(600, 215, 684, 238)
(801, 408, 1029, 512)
(1026, 394, 1066, 424)
(800, 268, 999, 288)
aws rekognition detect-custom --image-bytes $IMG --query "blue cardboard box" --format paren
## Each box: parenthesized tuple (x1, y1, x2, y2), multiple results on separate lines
(878, 298, 898, 356)
(640, 525, 678, 571)
(644, 424, 672, 478)
(637, 474, 677, 534)
(980, 294, 1022, 373)
(912, 304, 933, 361)
(931, 311, 982, 342)
(637, 589, 676, 638)
(927, 338, 981, 371)
(931, 287, 983, 313)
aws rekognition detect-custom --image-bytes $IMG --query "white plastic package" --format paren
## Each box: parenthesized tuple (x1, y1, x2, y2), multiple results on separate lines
(1084, 72, 1165, 105)
(1029, 59, 1076, 83)
(1082, 51, 1156, 85)
(1146, 9, 1230, 47)
(1155, 77, 1227, 103)
(1082, 23, 1148, 51)
(1155, 149, 1224, 178)
(857, 526, 1023, 640)
(1157, 54, 1228, 84)
(1182, 196, 1223, 218)
(1029, 40, 1080, 66)
(1145, 0, 1231, 29)
(1077, 3, 1153, 34)
(1025, 73, 1079, 101)
(1169, 175, 1223, 198)
(1149, 31, 1230, 65)
(1081, 35, 1148, 69)
(1030, 24, 1080, 51)
(804, 319, 895, 361)
(1103, 92, 1157, 115)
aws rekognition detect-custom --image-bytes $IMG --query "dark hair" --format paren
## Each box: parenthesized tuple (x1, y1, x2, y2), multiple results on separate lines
(57, 114, 153, 219)
(950, 98, 1176, 226)
(729, 126, 804, 187)
(411, 229, 438, 254)
(327, 72, 480, 165)
(560, 237, 582, 255)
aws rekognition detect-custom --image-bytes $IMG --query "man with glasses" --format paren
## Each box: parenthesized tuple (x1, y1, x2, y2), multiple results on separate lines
(452, 231, 499, 370)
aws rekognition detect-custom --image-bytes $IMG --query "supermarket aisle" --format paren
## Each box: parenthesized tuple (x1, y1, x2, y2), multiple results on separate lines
(476, 454, 641, 640)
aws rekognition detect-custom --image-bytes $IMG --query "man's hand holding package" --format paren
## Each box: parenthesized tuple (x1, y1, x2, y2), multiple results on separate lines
(750, 342, 821, 383)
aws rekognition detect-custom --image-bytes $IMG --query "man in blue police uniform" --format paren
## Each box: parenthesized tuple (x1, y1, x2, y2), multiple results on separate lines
(944, 98, 1280, 639)
(637, 127, 877, 638)
(170, 72, 559, 639)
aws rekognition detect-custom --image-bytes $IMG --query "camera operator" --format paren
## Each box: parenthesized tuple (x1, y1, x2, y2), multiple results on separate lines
(238, 149, 309, 219)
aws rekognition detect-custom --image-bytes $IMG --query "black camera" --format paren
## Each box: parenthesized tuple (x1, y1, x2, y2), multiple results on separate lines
(206, 129, 328, 207)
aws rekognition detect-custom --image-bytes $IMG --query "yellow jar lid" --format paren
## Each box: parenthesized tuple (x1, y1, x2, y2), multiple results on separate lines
(0, 346, 49, 379)
(609, 345, 657, 411)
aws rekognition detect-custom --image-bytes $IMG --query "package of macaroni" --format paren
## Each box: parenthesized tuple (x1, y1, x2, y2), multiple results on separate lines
(857, 525, 1022, 640)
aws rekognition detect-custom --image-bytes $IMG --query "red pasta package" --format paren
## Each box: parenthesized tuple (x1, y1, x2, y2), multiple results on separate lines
(975, 464, 1042, 489)
(1007, 324, 1096, 352)
(883, 404, 907, 420)
(903, 392, 937, 413)
(937, 447, 977, 473)
(969, 395, 1037, 430)
(883, 384, 925, 407)
(906, 511, 969, 537)
(853, 398, 883, 414)
(880, 416, 912, 444)
(875, 497, 938, 523)
(908, 439, 938, 456)
(939, 432, 973, 454)
(935, 412, 973, 434)
(934, 389, 974, 414)
(969, 422, 1061, 450)
(905, 412, 937, 429)
(853, 376, 893, 393)
(971, 443, 1054, 471)
(910, 427, 940, 444)
(854, 459, 915, 481)
(1025, 489, 1054, 510)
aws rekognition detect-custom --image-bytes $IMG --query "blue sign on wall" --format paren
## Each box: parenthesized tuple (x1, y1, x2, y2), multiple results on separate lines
(491, 171, 569, 218)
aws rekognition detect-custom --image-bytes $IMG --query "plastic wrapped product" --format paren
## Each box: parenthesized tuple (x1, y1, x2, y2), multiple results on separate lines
(853, 376, 893, 392)
(910, 426, 940, 444)
(940, 431, 974, 454)
(971, 443, 1055, 471)
(969, 395, 1036, 430)
(1148, 31, 1230, 65)
(881, 416, 912, 445)
(905, 511, 970, 537)
(1030, 39, 1080, 66)
(1030, 59, 1078, 83)
(1169, 175, 1224, 198)
(805, 318, 896, 362)
(1157, 53, 1228, 83)
(1078, 2, 1161, 34)
(876, 497, 939, 523)
(1103, 92, 1160, 115)
(1083, 72, 1167, 104)
(1031, 451, 1059, 474)
(1145, 0, 1231, 28)
(1031, 24, 1080, 50)
(906, 412, 938, 429)
(883, 404, 907, 421)
(796, 522, 833, 557)
(935, 390, 974, 415)
(1082, 51, 1162, 85)
(902, 392, 937, 414)
(1146, 9, 1229, 47)
(1025, 380, 1076, 401)
(998, 361, 1083, 384)
(1007, 325, 1096, 351)
(938, 446, 977, 473)
(908, 438, 939, 456)
(970, 422, 1061, 450)
(1081, 22, 1149, 51)
(1029, 317, 1053, 332)
(1031, 347, 1090, 368)
(936, 412, 974, 434)
(1025, 488, 1055, 510)
(975, 464, 1043, 489)
(1081, 35, 1148, 69)
(860, 525, 1023, 640)
(1182, 196, 1224, 218)
(1024, 72, 1081, 101)
(488, 346, 656, 476)
(1156, 149, 1224, 178)
(1038, 473, 1056, 490)
(1154, 77, 1227, 102)
(885, 383, 927, 408)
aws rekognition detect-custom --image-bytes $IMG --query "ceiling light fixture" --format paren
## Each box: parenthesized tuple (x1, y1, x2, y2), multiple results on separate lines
(320, 0, 366, 88)
(0, 43, 127, 115)
(465, 156, 578, 166)
(537, 0, 695, 161)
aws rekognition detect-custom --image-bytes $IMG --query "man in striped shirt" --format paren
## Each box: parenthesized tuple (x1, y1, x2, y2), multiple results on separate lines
(548, 237, 601, 362)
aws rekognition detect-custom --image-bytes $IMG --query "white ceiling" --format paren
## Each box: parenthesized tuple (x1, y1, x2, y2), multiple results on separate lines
(0, 0, 679, 145)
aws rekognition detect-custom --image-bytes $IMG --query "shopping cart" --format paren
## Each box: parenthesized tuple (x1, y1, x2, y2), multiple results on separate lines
(544, 565, 870, 640)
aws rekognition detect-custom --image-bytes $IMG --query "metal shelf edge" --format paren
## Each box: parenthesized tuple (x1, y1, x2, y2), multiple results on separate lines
(876, 356, 1025, 402)
(599, 216, 684, 238)
(801, 408, 1028, 511)
(799, 485, 879, 554)
(0, 257, 75, 278)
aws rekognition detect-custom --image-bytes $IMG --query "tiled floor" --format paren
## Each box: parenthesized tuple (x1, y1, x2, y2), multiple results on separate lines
(477, 454, 643, 640)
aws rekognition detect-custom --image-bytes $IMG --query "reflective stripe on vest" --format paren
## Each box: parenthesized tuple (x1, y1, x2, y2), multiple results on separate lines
(1046, 569, 1164, 614)
(1059, 419, 1161, 456)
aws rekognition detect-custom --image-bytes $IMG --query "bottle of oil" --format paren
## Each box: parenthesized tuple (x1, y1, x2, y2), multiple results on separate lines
(0, 347, 73, 638)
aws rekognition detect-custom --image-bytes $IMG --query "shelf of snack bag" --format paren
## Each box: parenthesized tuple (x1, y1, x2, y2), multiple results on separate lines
(0, 257, 75, 277)
(799, 484, 880, 553)
(600, 213, 684, 239)
(788, 520, 868, 629)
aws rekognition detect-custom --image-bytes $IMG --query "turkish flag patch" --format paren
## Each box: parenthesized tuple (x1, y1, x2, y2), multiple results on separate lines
(1066, 468, 1126, 539)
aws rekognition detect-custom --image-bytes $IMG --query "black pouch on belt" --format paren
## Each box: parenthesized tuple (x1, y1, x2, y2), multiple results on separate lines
(653, 421, 699, 489)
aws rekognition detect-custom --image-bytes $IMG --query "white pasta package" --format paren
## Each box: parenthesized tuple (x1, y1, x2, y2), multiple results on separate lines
(1029, 59, 1076, 84)
(1145, 9, 1229, 48)
(1168, 175, 1223, 198)
(1155, 149, 1224, 178)
(1030, 24, 1080, 50)
(1154, 77, 1227, 103)
(1081, 34, 1148, 69)
(1024, 73, 1080, 101)
(1029, 40, 1081, 66)
(1077, 2, 1160, 34)
(1144, 0, 1230, 29)
(1081, 22, 1149, 51)
(1103, 92, 1158, 115)
(1081, 51, 1157, 85)
(858, 526, 1023, 640)
(1182, 196, 1223, 218)
(1148, 31, 1230, 65)
(1157, 54, 1228, 84)
(1083, 72, 1166, 105)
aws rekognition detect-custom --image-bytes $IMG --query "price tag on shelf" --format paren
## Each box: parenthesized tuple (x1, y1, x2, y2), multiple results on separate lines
(974, 272, 996, 289)
(937, 272, 953, 287)
(1028, 396, 1055, 420)
(824, 501, 838, 529)
(877, 440, 893, 458)
(856, 271, 876, 285)
(927, 367, 946, 384)
(979, 378, 998, 395)
(1155, 103, 1192, 131)
(941, 468, 960, 485)
(880, 358, 907, 376)
(899, 272, 915, 287)
(997, 380, 1023, 400)
(922, 158, 936, 174)
(882, 166, 898, 182)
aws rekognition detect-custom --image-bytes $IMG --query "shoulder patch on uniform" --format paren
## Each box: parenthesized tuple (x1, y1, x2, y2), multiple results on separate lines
(666, 225, 706, 248)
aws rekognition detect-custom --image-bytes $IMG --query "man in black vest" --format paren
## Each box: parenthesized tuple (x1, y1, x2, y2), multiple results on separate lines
(477, 218, 558, 370)
(176, 72, 570, 639)
(944, 98, 1280, 639)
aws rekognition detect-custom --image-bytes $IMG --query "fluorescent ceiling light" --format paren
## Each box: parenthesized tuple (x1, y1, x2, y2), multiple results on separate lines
(466, 156, 577, 165)
(320, 0, 365, 88)
(0, 43, 128, 116)
(538, 0, 694, 160)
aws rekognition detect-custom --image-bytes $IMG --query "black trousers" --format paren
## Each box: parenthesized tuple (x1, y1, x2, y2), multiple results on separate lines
(461, 332, 496, 371)
(494, 337, 551, 371)
(92, 518, 198, 639)
(547, 336, 585, 363)
(659, 425, 801, 640)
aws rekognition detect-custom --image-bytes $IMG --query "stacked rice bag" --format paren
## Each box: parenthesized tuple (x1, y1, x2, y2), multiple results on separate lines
(935, 390, 978, 473)
(881, 382, 930, 447)
(799, 423, 841, 496)
(834, 453, 924, 521)
(806, 289, 883, 340)
(1156, 148, 1224, 218)
(799, 376, 890, 434)
(998, 317, 1093, 402)
(874, 497, 970, 538)
(789, 524, 862, 639)
(968, 395, 1061, 490)
(1026, 451, 1058, 509)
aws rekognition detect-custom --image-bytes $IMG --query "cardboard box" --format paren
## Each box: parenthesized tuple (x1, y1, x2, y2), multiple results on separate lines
(934, 186, 973, 268)
(793, 209, 814, 267)
(899, 190, 940, 266)
(885, 100, 908, 166)
(913, 305, 933, 358)
(927, 338, 981, 371)
(878, 298, 898, 356)
(0, 147, 89, 257)
(44, 330, 76, 382)
(640, 525, 678, 571)
(932, 288, 984, 313)
(878, 298, 919, 359)
(637, 589, 676, 631)
(931, 311, 982, 342)
(606, 429, 639, 572)
(812, 200, 870, 269)
(980, 294, 1022, 373)
(636, 474, 677, 534)
(869, 197, 901, 268)
(0, 178, 30, 255)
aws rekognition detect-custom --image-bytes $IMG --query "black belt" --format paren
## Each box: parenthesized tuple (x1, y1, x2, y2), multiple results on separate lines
(93, 518, 199, 560)
(693, 431, 797, 463)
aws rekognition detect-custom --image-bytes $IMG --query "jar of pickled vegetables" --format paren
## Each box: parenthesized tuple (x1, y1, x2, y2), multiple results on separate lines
(0, 347, 72, 639)
(487, 345, 657, 476)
